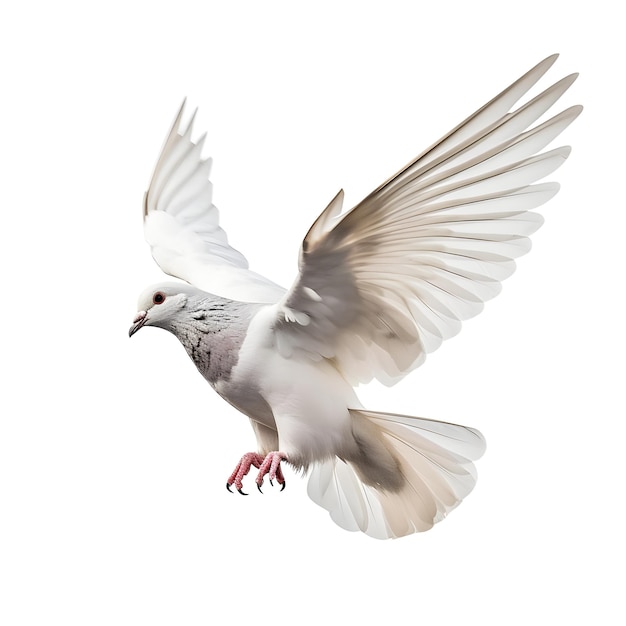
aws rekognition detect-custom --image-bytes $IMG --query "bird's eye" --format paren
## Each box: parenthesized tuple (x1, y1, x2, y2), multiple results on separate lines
(153, 292, 166, 305)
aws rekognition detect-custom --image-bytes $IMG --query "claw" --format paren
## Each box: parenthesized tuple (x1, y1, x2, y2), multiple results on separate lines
(226, 452, 264, 495)
(255, 451, 288, 492)
(227, 451, 287, 494)
(226, 482, 248, 495)
(280, 479, 286, 492)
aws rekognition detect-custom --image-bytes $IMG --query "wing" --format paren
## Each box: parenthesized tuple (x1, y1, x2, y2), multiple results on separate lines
(272, 55, 582, 385)
(143, 101, 286, 303)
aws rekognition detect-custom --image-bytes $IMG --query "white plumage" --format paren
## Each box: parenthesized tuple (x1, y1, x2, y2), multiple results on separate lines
(131, 55, 580, 538)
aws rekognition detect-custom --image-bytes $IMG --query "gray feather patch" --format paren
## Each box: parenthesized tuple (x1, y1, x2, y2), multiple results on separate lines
(170, 297, 261, 385)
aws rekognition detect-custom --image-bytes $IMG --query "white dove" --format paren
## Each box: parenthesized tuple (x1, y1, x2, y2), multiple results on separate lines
(130, 55, 581, 539)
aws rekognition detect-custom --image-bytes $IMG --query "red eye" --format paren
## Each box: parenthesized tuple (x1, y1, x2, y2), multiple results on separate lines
(153, 292, 166, 305)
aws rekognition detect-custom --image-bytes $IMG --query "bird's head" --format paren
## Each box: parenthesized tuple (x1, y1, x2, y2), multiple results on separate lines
(129, 282, 201, 337)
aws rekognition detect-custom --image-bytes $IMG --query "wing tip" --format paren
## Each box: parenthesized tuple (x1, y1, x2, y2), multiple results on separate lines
(519, 53, 559, 86)
(302, 188, 345, 253)
(172, 98, 187, 133)
(540, 52, 559, 69)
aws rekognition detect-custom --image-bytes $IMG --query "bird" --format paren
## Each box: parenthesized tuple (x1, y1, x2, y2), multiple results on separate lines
(129, 55, 581, 539)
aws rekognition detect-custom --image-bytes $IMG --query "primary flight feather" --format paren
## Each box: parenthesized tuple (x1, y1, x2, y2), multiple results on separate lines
(130, 55, 581, 539)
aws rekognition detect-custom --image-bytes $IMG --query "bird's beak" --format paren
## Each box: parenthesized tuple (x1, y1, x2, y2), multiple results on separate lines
(129, 310, 148, 337)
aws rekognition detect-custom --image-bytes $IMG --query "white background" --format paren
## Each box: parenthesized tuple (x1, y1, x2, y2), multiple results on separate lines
(1, 1, 623, 624)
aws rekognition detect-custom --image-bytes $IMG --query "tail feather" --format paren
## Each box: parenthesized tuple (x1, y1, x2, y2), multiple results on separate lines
(307, 409, 486, 539)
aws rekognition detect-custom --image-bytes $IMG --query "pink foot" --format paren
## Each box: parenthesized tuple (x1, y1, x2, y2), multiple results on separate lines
(226, 451, 289, 494)
(226, 452, 264, 495)
(255, 451, 288, 492)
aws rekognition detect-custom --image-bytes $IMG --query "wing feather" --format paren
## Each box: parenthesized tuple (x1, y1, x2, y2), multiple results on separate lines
(272, 56, 581, 384)
(143, 101, 286, 302)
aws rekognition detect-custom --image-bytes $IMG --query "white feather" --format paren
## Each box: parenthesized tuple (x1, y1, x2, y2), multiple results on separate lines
(143, 102, 285, 303)
(308, 411, 485, 539)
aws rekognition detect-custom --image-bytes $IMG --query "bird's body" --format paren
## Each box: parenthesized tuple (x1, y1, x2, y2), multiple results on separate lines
(130, 55, 581, 538)
(221, 303, 359, 468)
(134, 284, 373, 468)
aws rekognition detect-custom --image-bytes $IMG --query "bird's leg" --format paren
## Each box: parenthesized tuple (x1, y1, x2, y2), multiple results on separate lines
(226, 452, 265, 495)
(255, 451, 288, 493)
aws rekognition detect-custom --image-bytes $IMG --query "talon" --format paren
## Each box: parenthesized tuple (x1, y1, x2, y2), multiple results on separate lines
(226, 452, 264, 495)
(257, 483, 263, 494)
(280, 480, 286, 492)
(255, 451, 288, 494)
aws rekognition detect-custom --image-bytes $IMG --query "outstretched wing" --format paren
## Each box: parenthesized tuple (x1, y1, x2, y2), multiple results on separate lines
(272, 55, 582, 385)
(143, 102, 286, 303)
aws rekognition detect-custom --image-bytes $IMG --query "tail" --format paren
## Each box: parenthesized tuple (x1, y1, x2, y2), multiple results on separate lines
(307, 409, 486, 539)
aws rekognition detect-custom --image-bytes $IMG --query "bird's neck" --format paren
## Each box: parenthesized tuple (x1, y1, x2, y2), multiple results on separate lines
(170, 298, 258, 385)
